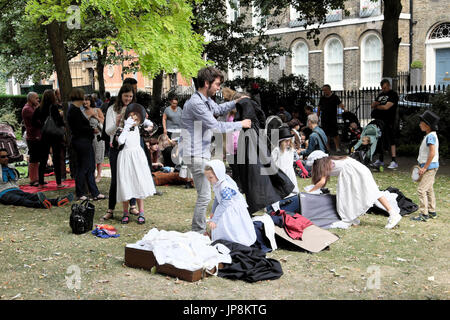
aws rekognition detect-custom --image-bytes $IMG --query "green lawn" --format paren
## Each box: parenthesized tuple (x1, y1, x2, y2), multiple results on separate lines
(0, 162, 449, 300)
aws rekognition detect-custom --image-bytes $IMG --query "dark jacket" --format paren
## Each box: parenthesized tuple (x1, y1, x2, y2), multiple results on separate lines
(31, 104, 65, 142)
(231, 98, 295, 214)
(67, 104, 94, 141)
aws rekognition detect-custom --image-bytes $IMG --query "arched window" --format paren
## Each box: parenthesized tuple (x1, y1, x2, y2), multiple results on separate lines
(361, 34, 382, 88)
(292, 41, 309, 80)
(429, 22, 450, 39)
(324, 38, 343, 90)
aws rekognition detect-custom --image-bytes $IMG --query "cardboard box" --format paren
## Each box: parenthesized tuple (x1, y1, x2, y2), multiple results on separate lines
(274, 225, 339, 253)
(124, 245, 222, 282)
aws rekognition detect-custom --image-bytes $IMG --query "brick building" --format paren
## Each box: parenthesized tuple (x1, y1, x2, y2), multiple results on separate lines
(227, 0, 450, 90)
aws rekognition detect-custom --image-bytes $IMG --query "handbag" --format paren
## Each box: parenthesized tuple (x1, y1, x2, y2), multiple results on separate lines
(42, 115, 65, 139)
(70, 199, 95, 234)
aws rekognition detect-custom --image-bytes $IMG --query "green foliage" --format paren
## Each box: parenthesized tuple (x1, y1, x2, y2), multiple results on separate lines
(411, 60, 423, 69)
(25, 0, 208, 79)
(224, 74, 320, 114)
(0, 94, 28, 125)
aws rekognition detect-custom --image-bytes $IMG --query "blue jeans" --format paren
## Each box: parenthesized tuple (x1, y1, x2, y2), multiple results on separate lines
(0, 189, 57, 208)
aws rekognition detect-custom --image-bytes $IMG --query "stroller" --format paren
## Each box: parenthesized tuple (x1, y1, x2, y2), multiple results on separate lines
(341, 111, 362, 153)
(0, 122, 24, 163)
(350, 119, 384, 169)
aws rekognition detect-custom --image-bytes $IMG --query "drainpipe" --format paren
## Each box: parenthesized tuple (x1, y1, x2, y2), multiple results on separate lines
(409, 0, 413, 88)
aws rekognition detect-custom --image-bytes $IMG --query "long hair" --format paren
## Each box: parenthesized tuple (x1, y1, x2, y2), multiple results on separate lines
(113, 84, 134, 113)
(39, 89, 57, 118)
(149, 137, 160, 164)
(84, 94, 96, 109)
(311, 156, 347, 185)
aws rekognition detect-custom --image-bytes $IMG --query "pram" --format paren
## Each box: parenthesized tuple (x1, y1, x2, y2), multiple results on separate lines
(340, 111, 362, 153)
(0, 122, 24, 163)
(350, 119, 384, 169)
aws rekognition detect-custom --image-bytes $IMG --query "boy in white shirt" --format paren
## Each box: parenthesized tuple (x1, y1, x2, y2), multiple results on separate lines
(412, 110, 440, 221)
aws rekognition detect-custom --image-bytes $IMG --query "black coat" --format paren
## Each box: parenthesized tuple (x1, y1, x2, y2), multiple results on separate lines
(212, 239, 283, 283)
(230, 98, 295, 214)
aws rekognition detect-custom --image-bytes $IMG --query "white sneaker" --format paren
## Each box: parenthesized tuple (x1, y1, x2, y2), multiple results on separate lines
(372, 160, 384, 167)
(387, 161, 398, 169)
(352, 218, 361, 226)
(385, 213, 402, 229)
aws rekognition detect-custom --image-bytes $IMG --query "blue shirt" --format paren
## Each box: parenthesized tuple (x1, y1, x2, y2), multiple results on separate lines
(180, 92, 242, 159)
(301, 126, 328, 157)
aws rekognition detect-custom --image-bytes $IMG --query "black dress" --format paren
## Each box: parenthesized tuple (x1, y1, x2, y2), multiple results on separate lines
(229, 98, 295, 214)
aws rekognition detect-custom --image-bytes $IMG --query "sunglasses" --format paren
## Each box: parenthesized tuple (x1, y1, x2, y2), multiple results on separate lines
(0, 155, 8, 159)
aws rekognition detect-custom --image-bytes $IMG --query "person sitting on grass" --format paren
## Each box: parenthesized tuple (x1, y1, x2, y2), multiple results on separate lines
(0, 148, 73, 209)
(205, 159, 256, 247)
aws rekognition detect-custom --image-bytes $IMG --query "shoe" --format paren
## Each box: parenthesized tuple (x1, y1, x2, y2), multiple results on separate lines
(100, 209, 114, 222)
(93, 194, 108, 201)
(37, 192, 52, 210)
(56, 193, 74, 207)
(428, 212, 437, 219)
(155, 190, 163, 196)
(137, 214, 145, 225)
(121, 214, 130, 224)
(372, 160, 384, 167)
(57, 184, 68, 189)
(387, 161, 399, 169)
(385, 213, 402, 229)
(410, 214, 429, 222)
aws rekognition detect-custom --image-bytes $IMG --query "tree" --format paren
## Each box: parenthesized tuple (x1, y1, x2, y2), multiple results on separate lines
(23, 0, 207, 103)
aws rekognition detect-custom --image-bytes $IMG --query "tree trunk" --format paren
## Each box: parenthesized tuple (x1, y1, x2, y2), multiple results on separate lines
(152, 71, 164, 110)
(382, 0, 402, 90)
(96, 48, 107, 100)
(46, 21, 72, 105)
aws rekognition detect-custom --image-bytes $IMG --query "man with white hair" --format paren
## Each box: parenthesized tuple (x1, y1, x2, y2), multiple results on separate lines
(21, 92, 41, 186)
(300, 113, 328, 158)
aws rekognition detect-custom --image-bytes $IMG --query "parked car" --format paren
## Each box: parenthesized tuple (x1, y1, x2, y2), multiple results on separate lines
(398, 91, 440, 130)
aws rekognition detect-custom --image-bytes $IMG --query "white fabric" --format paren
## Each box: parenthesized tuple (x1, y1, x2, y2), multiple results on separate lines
(116, 127, 156, 202)
(252, 214, 278, 251)
(131, 228, 232, 271)
(330, 157, 383, 223)
(304, 184, 323, 194)
(206, 160, 257, 247)
(305, 150, 329, 167)
(271, 146, 299, 195)
(417, 132, 439, 164)
(374, 191, 401, 216)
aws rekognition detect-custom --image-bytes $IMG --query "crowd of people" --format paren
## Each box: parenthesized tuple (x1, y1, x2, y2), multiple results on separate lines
(0, 67, 440, 246)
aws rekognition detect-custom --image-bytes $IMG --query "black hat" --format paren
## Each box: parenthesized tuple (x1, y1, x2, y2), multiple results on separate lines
(125, 103, 146, 125)
(278, 125, 294, 140)
(419, 110, 439, 131)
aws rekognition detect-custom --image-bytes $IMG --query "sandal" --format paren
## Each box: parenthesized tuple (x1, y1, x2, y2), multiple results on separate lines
(121, 214, 130, 224)
(77, 195, 89, 201)
(57, 184, 68, 189)
(137, 215, 145, 225)
(129, 206, 139, 216)
(100, 210, 114, 222)
(93, 194, 108, 201)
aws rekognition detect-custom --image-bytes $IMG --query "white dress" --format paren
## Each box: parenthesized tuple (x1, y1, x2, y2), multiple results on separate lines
(211, 177, 257, 247)
(116, 127, 156, 202)
(331, 157, 382, 222)
(271, 146, 299, 195)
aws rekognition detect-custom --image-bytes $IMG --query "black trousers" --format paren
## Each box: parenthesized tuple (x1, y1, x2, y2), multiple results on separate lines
(39, 140, 63, 185)
(0, 189, 58, 208)
(108, 147, 136, 210)
(71, 137, 100, 198)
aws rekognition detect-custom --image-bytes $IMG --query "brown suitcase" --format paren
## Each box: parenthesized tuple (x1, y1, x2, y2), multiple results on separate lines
(124, 245, 222, 282)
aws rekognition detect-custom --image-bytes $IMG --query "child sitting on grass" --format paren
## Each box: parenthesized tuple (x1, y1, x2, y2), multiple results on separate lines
(205, 160, 256, 247)
(411, 110, 440, 222)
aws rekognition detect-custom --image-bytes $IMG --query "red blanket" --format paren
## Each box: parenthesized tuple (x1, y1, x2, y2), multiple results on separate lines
(19, 179, 75, 193)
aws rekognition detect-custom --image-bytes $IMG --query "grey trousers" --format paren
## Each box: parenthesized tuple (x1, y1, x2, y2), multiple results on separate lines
(186, 158, 211, 234)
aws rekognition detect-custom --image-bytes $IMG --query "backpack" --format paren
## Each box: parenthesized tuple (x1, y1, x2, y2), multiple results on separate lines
(70, 200, 95, 234)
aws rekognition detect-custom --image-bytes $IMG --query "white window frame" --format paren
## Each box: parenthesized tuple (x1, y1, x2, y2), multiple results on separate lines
(291, 40, 309, 80)
(324, 37, 344, 90)
(228, 66, 243, 80)
(360, 33, 382, 89)
(290, 5, 300, 21)
(226, 0, 240, 23)
(252, 2, 267, 30)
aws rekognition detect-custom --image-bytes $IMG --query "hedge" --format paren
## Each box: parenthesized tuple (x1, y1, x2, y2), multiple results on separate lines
(0, 95, 29, 125)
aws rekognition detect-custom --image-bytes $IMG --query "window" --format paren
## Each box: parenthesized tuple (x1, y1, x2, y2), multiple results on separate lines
(361, 34, 382, 88)
(254, 64, 269, 80)
(429, 23, 450, 39)
(226, 0, 240, 23)
(252, 3, 267, 29)
(290, 5, 300, 21)
(228, 67, 242, 80)
(324, 38, 343, 90)
(360, 0, 381, 18)
(292, 41, 309, 80)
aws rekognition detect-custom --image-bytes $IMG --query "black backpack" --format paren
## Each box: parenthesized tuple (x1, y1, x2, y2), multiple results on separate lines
(70, 200, 95, 234)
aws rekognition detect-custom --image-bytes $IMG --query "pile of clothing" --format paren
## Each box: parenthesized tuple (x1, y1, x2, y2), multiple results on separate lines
(92, 224, 120, 238)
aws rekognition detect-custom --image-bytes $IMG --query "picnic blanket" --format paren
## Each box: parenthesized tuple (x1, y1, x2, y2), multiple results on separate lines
(19, 179, 75, 193)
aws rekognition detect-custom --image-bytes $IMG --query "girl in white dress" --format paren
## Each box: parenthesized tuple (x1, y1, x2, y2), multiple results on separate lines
(271, 126, 299, 195)
(117, 103, 156, 224)
(307, 151, 402, 229)
(205, 159, 256, 247)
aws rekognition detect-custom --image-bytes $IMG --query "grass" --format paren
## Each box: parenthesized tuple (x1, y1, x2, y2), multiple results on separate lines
(0, 160, 449, 300)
